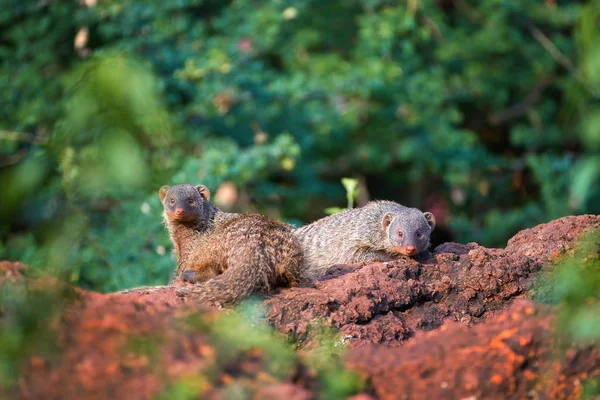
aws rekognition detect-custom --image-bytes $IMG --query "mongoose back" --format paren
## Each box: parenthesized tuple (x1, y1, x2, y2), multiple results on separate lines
(160, 184, 305, 304)
(295, 200, 436, 279)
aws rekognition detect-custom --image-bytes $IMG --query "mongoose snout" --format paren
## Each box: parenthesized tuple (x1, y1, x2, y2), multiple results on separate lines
(401, 245, 417, 256)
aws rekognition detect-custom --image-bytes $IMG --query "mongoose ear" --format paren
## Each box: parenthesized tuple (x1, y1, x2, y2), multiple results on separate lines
(159, 186, 170, 202)
(423, 212, 436, 230)
(381, 212, 394, 230)
(196, 185, 210, 201)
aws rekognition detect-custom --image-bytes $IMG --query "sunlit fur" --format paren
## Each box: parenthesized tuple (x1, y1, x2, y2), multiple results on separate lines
(160, 184, 305, 305)
(159, 184, 234, 276)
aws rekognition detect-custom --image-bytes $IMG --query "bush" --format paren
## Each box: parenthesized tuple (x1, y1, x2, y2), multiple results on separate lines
(1, 0, 599, 291)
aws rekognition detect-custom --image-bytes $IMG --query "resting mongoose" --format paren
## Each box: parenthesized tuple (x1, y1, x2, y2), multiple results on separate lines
(295, 200, 436, 279)
(160, 184, 305, 304)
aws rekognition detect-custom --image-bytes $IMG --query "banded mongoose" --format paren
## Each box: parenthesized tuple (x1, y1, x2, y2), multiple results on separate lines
(159, 184, 235, 282)
(161, 184, 305, 304)
(295, 200, 436, 279)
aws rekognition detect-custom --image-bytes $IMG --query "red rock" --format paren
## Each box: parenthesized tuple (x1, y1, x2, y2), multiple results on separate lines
(1, 215, 599, 399)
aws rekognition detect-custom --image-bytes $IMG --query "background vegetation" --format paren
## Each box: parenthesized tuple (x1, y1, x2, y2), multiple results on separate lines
(1, 0, 600, 292)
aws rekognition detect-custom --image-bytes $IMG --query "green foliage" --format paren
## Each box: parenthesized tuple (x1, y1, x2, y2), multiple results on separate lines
(54, 55, 171, 198)
(189, 300, 297, 379)
(183, 300, 363, 399)
(342, 177, 359, 209)
(1, 0, 600, 292)
(535, 229, 600, 342)
(302, 322, 365, 399)
(0, 281, 75, 388)
(324, 177, 359, 214)
(581, 378, 600, 400)
(173, 133, 300, 190)
(3, 3, 600, 393)
(532, 229, 600, 396)
(155, 378, 205, 400)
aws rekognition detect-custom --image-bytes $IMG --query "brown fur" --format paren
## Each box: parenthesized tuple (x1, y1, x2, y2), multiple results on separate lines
(158, 184, 235, 280)
(160, 184, 305, 305)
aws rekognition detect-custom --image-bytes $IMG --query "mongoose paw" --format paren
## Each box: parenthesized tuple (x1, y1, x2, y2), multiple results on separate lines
(175, 287, 192, 299)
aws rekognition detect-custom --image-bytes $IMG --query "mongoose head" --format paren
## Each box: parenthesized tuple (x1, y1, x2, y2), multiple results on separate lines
(382, 209, 436, 256)
(159, 184, 211, 225)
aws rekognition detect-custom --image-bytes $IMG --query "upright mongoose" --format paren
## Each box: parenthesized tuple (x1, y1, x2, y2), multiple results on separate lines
(160, 184, 305, 304)
(159, 184, 235, 282)
(295, 200, 436, 279)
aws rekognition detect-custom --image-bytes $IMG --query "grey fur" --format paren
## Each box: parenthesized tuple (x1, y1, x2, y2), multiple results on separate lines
(295, 200, 435, 279)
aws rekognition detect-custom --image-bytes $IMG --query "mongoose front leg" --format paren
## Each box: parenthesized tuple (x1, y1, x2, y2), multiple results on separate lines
(175, 241, 227, 282)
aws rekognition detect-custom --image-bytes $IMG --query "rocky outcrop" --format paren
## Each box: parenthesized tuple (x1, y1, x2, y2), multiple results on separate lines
(266, 215, 600, 347)
(2, 215, 599, 399)
(347, 300, 600, 399)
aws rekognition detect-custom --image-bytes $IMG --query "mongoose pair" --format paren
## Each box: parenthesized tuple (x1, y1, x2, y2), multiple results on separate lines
(161, 184, 435, 304)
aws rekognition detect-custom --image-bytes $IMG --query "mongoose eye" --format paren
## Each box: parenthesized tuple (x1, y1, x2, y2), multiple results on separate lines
(397, 231, 404, 239)
(169, 198, 175, 204)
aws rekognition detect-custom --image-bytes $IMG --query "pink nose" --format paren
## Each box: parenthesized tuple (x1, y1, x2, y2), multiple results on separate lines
(405, 245, 416, 255)
(175, 208, 184, 216)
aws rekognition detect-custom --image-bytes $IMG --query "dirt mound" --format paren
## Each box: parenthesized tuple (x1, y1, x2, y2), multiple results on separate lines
(266, 215, 600, 346)
(2, 215, 599, 399)
(347, 300, 600, 399)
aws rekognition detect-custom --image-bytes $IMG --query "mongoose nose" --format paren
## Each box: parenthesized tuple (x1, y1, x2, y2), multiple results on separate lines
(175, 208, 185, 216)
(405, 245, 416, 255)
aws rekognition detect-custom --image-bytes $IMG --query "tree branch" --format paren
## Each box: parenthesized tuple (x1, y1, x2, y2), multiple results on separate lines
(528, 24, 600, 99)
(488, 75, 553, 126)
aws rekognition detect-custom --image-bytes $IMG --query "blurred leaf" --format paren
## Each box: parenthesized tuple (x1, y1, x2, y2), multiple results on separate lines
(324, 207, 345, 215)
(0, 150, 49, 224)
(581, 108, 600, 150)
(341, 177, 359, 209)
(570, 156, 600, 209)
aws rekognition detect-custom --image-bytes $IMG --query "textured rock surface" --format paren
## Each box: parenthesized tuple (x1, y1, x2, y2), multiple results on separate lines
(266, 215, 600, 346)
(346, 300, 600, 400)
(2, 215, 600, 399)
